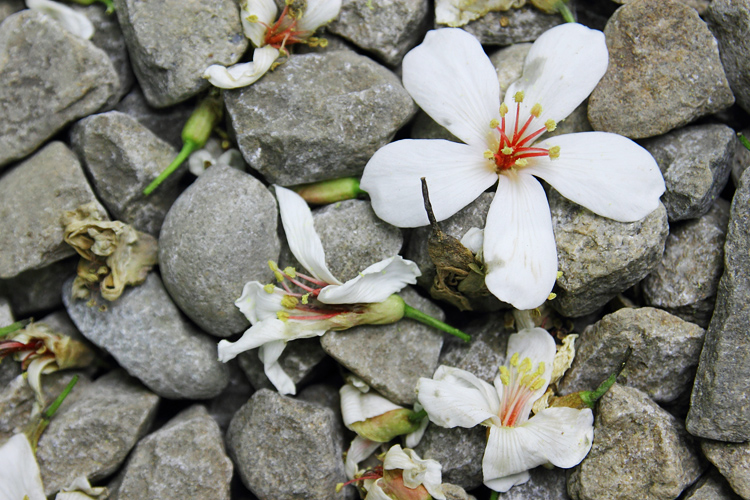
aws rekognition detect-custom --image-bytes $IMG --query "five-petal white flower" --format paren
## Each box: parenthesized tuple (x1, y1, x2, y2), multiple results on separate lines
(218, 186, 420, 395)
(416, 327, 593, 492)
(360, 24, 665, 310)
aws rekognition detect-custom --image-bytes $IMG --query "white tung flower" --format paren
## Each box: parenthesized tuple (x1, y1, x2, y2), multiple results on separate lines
(26, 0, 95, 39)
(360, 24, 665, 311)
(365, 445, 446, 500)
(416, 327, 594, 492)
(218, 186, 420, 395)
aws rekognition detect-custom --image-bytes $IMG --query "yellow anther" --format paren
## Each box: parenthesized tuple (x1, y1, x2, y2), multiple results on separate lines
(536, 362, 546, 376)
(510, 352, 520, 367)
(283, 266, 297, 278)
(547, 292, 557, 300)
(319, 38, 329, 47)
(549, 146, 561, 160)
(276, 311, 290, 322)
(484, 150, 495, 160)
(520, 373, 535, 387)
(545, 119, 557, 132)
(246, 14, 259, 22)
(514, 158, 528, 167)
(514, 91, 525, 103)
(336, 484, 344, 494)
(499, 366, 510, 386)
(519, 357, 532, 373)
(556, 271, 563, 279)
(499, 102, 508, 117)
(530, 103, 542, 117)
(263, 283, 275, 294)
(490, 119, 500, 129)
(274, 270, 285, 282)
(281, 295, 299, 309)
(268, 260, 279, 271)
(301, 293, 309, 305)
(530, 378, 546, 391)
(501, 146, 513, 155)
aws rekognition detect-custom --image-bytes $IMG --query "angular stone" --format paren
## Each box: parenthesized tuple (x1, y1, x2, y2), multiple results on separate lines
(63, 273, 229, 399)
(700, 440, 750, 500)
(452, 5, 564, 46)
(159, 165, 280, 337)
(0, 258, 76, 317)
(642, 124, 735, 221)
(732, 125, 750, 187)
(414, 423, 486, 490)
(684, 469, 744, 500)
(707, 0, 750, 115)
(226, 389, 348, 500)
(497, 466, 568, 500)
(588, 0, 734, 139)
(443, 483, 478, 500)
(643, 200, 730, 328)
(687, 169, 750, 442)
(550, 191, 669, 317)
(237, 337, 329, 392)
(0, 142, 107, 279)
(36, 370, 159, 496)
(558, 307, 705, 403)
(321, 287, 444, 405)
(297, 384, 347, 450)
(204, 360, 254, 431)
(113, 0, 247, 107)
(114, 86, 193, 149)
(225, 50, 416, 185)
(611, 0, 709, 14)
(116, 405, 233, 500)
(71, 110, 181, 236)
(0, 10, 118, 168)
(438, 313, 508, 384)
(568, 384, 704, 500)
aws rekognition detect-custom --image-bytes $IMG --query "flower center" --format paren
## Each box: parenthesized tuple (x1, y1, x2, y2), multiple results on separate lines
(259, 4, 312, 50)
(484, 91, 560, 173)
(496, 352, 547, 427)
(266, 261, 349, 321)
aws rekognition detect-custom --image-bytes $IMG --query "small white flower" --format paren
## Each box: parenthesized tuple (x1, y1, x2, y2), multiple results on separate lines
(363, 445, 446, 500)
(360, 24, 665, 311)
(218, 186, 420, 395)
(416, 327, 594, 492)
(26, 0, 95, 39)
(188, 138, 245, 177)
(0, 434, 46, 500)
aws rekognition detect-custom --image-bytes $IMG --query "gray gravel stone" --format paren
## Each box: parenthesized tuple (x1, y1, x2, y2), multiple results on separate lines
(414, 423, 486, 490)
(687, 168, 750, 442)
(225, 50, 417, 185)
(321, 287, 444, 406)
(0, 0, 23, 23)
(438, 313, 508, 384)
(732, 126, 750, 187)
(0, 142, 107, 279)
(115, 405, 233, 500)
(611, 0, 709, 14)
(558, 307, 705, 403)
(498, 466, 569, 500)
(0, 297, 11, 327)
(568, 384, 704, 500)
(0, 10, 118, 168)
(71, 110, 181, 236)
(643, 200, 730, 328)
(0, 258, 76, 317)
(36, 370, 159, 496)
(707, 0, 750, 116)
(205, 360, 254, 431)
(113, 0, 247, 107)
(451, 5, 565, 46)
(159, 165, 280, 337)
(63, 273, 229, 399)
(226, 389, 348, 500)
(550, 191, 669, 317)
(700, 440, 750, 500)
(297, 383, 347, 450)
(114, 86, 193, 149)
(237, 337, 329, 392)
(588, 0, 734, 139)
(642, 124, 735, 222)
(684, 469, 743, 500)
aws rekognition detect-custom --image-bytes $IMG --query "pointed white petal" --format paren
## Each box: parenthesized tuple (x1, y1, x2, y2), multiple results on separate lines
(27, 356, 57, 408)
(274, 185, 342, 285)
(259, 340, 296, 395)
(240, 0, 277, 47)
(403, 29, 501, 148)
(58, 475, 107, 500)
(217, 319, 289, 362)
(340, 384, 403, 427)
(385, 446, 445, 499)
(460, 227, 484, 254)
(417, 365, 500, 429)
(483, 425, 538, 492)
(27, 0, 95, 39)
(360, 139, 498, 228)
(526, 132, 665, 222)
(519, 407, 594, 468)
(483, 174, 557, 310)
(203, 47, 280, 89)
(297, 0, 341, 32)
(405, 408, 429, 448)
(0, 434, 46, 500)
(235, 281, 285, 324)
(484, 470, 531, 493)
(383, 444, 414, 470)
(345, 436, 382, 479)
(318, 256, 420, 304)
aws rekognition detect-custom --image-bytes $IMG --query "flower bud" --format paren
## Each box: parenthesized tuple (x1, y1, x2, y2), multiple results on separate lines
(379, 469, 433, 500)
(350, 408, 423, 443)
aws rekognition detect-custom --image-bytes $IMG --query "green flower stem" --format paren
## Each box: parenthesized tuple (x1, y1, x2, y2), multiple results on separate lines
(409, 408, 428, 423)
(292, 177, 367, 205)
(69, 0, 115, 13)
(490, 491, 499, 500)
(27, 375, 79, 451)
(0, 319, 30, 338)
(739, 133, 750, 152)
(402, 305, 471, 342)
(580, 346, 632, 408)
(558, 2, 575, 23)
(143, 140, 198, 195)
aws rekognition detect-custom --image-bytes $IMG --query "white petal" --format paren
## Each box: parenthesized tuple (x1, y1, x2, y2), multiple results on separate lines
(340, 384, 403, 427)
(403, 29, 501, 148)
(217, 319, 289, 362)
(417, 365, 500, 429)
(274, 185, 342, 285)
(383, 444, 414, 470)
(203, 47, 280, 89)
(520, 407, 594, 468)
(484, 470, 531, 493)
(363, 480, 392, 500)
(297, 0, 341, 32)
(317, 256, 420, 304)
(360, 139, 498, 227)
(235, 281, 285, 324)
(483, 425, 539, 492)
(259, 340, 296, 395)
(526, 132, 666, 222)
(460, 227, 484, 254)
(57, 476, 107, 500)
(345, 436, 382, 479)
(27, 356, 57, 408)
(483, 173, 557, 311)
(0, 434, 46, 500)
(188, 149, 215, 176)
(240, 0, 277, 47)
(27, 0, 95, 39)
(405, 410, 429, 448)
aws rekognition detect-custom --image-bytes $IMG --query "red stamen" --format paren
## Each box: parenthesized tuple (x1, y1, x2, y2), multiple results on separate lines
(291, 312, 343, 321)
(516, 125, 549, 148)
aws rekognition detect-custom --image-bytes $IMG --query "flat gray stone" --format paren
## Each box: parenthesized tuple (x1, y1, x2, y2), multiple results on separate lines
(687, 169, 750, 442)
(643, 200, 730, 328)
(0, 10, 118, 168)
(113, 0, 247, 107)
(550, 191, 669, 317)
(114, 85, 193, 150)
(36, 370, 159, 496)
(568, 384, 704, 500)
(227, 389, 348, 500)
(0, 0, 23, 23)
(707, 0, 750, 116)
(588, 0, 734, 139)
(558, 307, 705, 403)
(225, 50, 417, 185)
(63, 273, 229, 399)
(237, 337, 329, 392)
(684, 469, 743, 500)
(71, 110, 181, 236)
(0, 258, 76, 317)
(0, 141, 107, 279)
(438, 313, 508, 384)
(159, 165, 280, 337)
(414, 423, 486, 490)
(732, 126, 750, 187)
(116, 405, 233, 500)
(451, 5, 564, 46)
(498, 466, 569, 500)
(204, 360, 254, 432)
(700, 440, 750, 500)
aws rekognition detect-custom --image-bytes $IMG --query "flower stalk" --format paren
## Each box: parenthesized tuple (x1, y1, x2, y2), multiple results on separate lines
(26, 375, 79, 451)
(0, 319, 31, 338)
(403, 303, 470, 342)
(69, 0, 115, 14)
(291, 177, 367, 204)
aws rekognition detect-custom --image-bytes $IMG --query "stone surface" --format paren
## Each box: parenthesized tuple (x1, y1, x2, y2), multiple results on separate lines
(115, 405, 233, 500)
(558, 307, 705, 403)
(438, 313, 508, 384)
(568, 384, 704, 500)
(700, 440, 750, 500)
(498, 466, 569, 500)
(550, 191, 669, 317)
(452, 5, 564, 46)
(684, 469, 743, 500)
(113, 0, 247, 107)
(71, 110, 181, 235)
(205, 360, 254, 431)
(225, 50, 416, 185)
(0, 258, 76, 317)
(642, 124, 735, 222)
(0, 142, 107, 279)
(114, 85, 193, 149)
(36, 370, 159, 496)
(237, 337, 329, 392)
(643, 200, 730, 327)
(732, 126, 750, 187)
(687, 169, 750, 442)
(0, 296, 11, 327)
(414, 423, 486, 490)
(0, 10, 118, 168)
(63, 273, 229, 399)
(611, 0, 708, 13)
(588, 0, 734, 139)
(0, 0, 23, 23)
(707, 0, 750, 115)
(226, 389, 348, 500)
(159, 165, 280, 337)
(321, 287, 444, 405)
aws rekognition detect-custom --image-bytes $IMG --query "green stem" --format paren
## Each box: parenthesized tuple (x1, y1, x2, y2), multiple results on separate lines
(489, 491, 499, 500)
(558, 2, 575, 23)
(739, 133, 750, 152)
(292, 177, 367, 205)
(27, 375, 79, 451)
(143, 140, 198, 195)
(402, 305, 470, 342)
(0, 319, 31, 338)
(580, 347, 631, 408)
(409, 408, 428, 423)
(69, 0, 115, 14)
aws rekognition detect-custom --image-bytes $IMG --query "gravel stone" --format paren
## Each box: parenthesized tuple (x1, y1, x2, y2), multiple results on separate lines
(0, 297, 12, 327)
(611, 0, 708, 14)
(0, 258, 76, 317)
(451, 5, 564, 46)
(0, 0, 23, 23)
(706, 0, 750, 116)
(700, 440, 750, 500)
(204, 360, 254, 432)
(414, 424, 486, 490)
(732, 126, 750, 187)
(438, 313, 508, 384)
(684, 469, 744, 500)
(114, 86, 193, 149)
(498, 466, 569, 500)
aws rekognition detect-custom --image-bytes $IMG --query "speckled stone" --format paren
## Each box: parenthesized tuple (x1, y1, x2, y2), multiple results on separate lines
(0, 258, 76, 317)
(114, 85, 193, 150)
(684, 469, 744, 500)
(700, 440, 750, 500)
(451, 5, 564, 46)
(414, 423, 486, 490)
(706, 0, 750, 116)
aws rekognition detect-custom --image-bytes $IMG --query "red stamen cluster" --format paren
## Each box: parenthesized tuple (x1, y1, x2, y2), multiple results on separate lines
(492, 100, 552, 172)
(262, 5, 311, 50)
(273, 266, 348, 321)
(0, 338, 46, 369)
